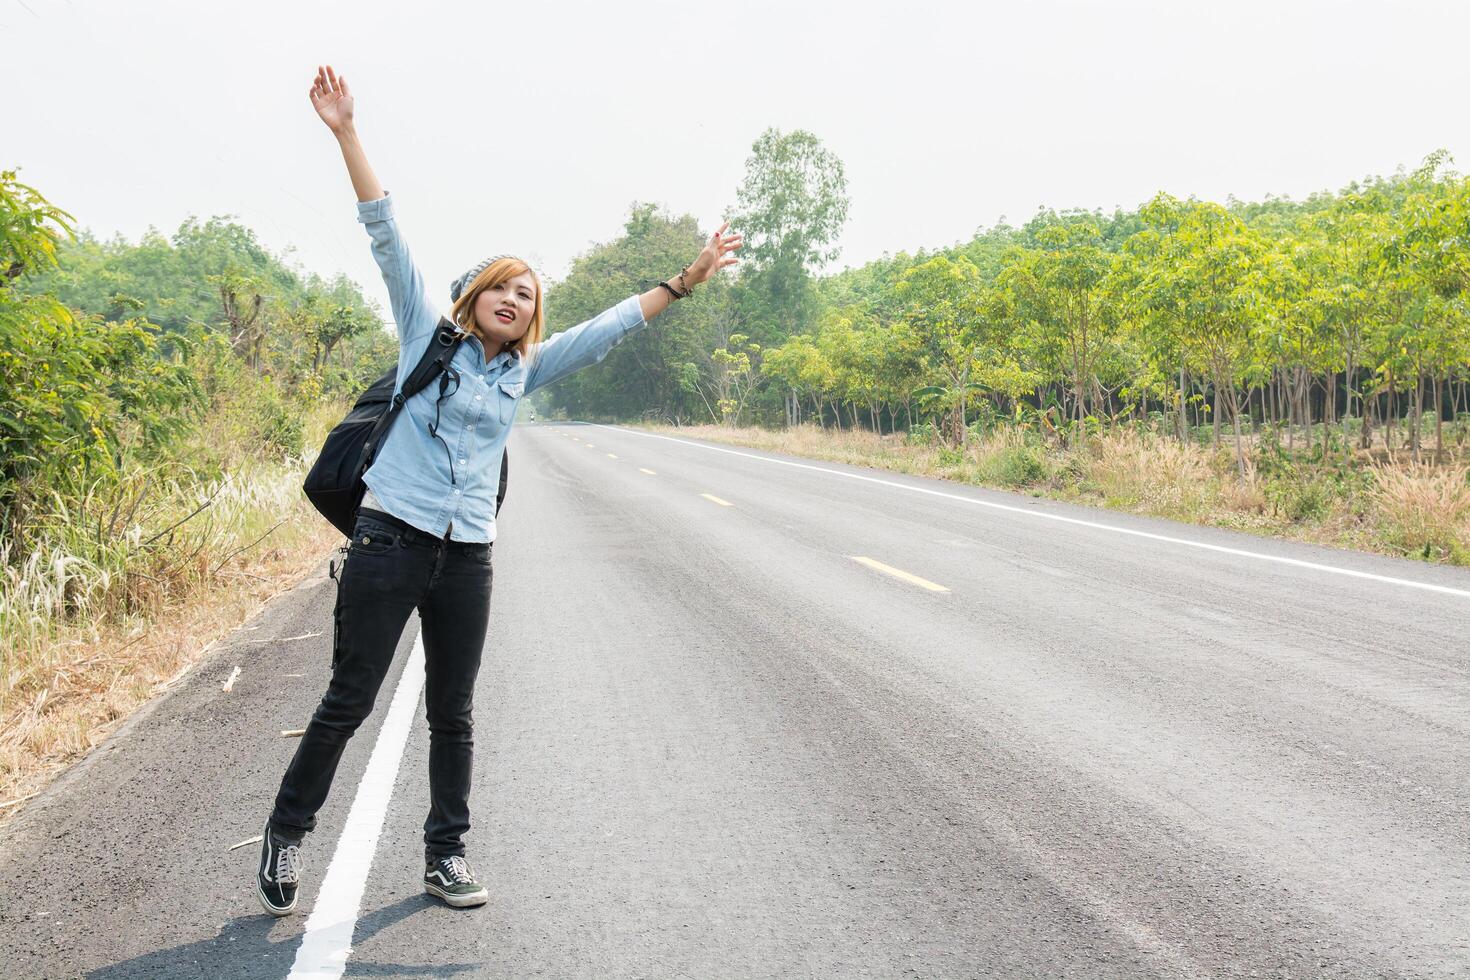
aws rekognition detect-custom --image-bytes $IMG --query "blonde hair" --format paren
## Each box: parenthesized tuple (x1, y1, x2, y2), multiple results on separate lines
(448, 257, 545, 361)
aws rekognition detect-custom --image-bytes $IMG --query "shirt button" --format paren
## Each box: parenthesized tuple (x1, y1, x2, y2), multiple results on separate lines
(454, 489, 460, 494)
(458, 459, 466, 465)
(475, 394, 482, 401)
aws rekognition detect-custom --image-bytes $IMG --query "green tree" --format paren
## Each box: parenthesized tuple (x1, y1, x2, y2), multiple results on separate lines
(544, 202, 730, 423)
(726, 128, 850, 347)
(896, 256, 1006, 447)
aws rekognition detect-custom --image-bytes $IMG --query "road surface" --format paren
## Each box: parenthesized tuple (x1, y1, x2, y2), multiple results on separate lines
(2, 422, 1466, 978)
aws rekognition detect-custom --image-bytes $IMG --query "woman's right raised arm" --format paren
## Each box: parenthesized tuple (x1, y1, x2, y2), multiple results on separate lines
(310, 65, 383, 202)
(309, 65, 434, 346)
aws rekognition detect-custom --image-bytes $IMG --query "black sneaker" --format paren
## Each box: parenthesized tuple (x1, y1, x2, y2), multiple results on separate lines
(423, 854, 488, 908)
(256, 820, 304, 917)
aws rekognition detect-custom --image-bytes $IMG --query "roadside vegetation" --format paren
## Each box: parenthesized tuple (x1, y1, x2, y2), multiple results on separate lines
(636, 422, 1470, 566)
(0, 170, 392, 809)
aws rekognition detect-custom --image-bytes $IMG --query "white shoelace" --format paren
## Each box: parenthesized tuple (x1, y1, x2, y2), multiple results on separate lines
(277, 843, 304, 885)
(442, 855, 473, 884)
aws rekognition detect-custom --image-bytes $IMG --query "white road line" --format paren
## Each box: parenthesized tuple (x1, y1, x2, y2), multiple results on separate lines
(701, 493, 733, 507)
(597, 425, 1470, 601)
(639, 468, 657, 475)
(287, 634, 426, 980)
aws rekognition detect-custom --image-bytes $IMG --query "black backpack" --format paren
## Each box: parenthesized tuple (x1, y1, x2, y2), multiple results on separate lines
(303, 317, 509, 537)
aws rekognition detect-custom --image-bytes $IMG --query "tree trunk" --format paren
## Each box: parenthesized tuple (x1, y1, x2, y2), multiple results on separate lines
(1212, 381, 1222, 446)
(1360, 386, 1374, 451)
(1434, 372, 1444, 462)
(1228, 383, 1247, 478)
(1385, 374, 1395, 453)
(1176, 364, 1187, 442)
(1410, 362, 1424, 461)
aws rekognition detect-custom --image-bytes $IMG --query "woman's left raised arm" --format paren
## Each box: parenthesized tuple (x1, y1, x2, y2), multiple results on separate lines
(522, 223, 743, 397)
(637, 222, 743, 321)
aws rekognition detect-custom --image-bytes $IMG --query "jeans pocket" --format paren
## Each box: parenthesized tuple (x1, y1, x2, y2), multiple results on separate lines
(349, 517, 399, 557)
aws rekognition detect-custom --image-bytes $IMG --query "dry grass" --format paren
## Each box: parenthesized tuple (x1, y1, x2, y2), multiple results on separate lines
(1368, 462, 1470, 561)
(0, 522, 337, 813)
(0, 464, 339, 813)
(1083, 429, 1219, 515)
(0, 409, 348, 816)
(637, 422, 1470, 567)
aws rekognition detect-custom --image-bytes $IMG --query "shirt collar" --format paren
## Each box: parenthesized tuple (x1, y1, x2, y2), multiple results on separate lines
(455, 325, 520, 370)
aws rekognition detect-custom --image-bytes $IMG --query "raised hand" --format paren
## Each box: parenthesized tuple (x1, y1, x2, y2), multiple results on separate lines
(683, 222, 743, 287)
(309, 64, 354, 134)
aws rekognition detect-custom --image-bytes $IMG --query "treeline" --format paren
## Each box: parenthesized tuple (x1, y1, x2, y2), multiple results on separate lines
(544, 143, 1470, 472)
(1, 169, 393, 554)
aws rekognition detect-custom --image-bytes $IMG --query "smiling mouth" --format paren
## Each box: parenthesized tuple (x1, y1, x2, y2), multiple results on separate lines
(494, 311, 515, 324)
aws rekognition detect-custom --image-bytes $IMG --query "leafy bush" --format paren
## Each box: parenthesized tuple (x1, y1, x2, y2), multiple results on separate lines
(258, 384, 305, 459)
(1, 290, 202, 540)
(977, 444, 1050, 487)
(906, 420, 938, 445)
(1266, 477, 1333, 523)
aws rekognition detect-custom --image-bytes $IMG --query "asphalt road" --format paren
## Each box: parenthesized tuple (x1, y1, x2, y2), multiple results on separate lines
(2, 422, 1467, 979)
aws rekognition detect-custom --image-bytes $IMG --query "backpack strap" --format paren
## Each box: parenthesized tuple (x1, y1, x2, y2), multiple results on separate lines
(395, 317, 466, 407)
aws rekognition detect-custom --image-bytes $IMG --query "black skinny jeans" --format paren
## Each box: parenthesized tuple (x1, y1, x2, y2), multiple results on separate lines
(270, 507, 493, 858)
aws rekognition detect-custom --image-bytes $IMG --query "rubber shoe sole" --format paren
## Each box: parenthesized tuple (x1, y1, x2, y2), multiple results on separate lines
(257, 872, 298, 917)
(424, 879, 488, 908)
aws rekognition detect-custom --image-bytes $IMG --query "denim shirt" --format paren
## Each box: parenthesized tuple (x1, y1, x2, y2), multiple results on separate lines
(354, 192, 649, 543)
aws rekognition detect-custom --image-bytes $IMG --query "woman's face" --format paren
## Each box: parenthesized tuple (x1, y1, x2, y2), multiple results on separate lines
(472, 271, 538, 349)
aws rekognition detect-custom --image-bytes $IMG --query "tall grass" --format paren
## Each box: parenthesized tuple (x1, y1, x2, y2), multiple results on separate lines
(641, 421, 1470, 568)
(0, 401, 347, 806)
(1369, 462, 1470, 561)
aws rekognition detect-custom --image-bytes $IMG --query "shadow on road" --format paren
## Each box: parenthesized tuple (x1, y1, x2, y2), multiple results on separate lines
(85, 895, 477, 979)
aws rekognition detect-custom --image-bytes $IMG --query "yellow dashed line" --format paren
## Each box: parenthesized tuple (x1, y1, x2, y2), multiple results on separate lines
(849, 556, 949, 593)
(701, 493, 733, 507)
(639, 468, 657, 475)
(606, 453, 618, 459)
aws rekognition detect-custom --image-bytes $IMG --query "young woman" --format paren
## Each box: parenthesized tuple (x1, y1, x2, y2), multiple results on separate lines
(256, 64, 741, 916)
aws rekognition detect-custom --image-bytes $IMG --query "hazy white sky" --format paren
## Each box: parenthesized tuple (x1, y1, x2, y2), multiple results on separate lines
(6, 0, 1469, 321)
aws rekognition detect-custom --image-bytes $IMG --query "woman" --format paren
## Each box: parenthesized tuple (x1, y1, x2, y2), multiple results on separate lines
(256, 64, 741, 916)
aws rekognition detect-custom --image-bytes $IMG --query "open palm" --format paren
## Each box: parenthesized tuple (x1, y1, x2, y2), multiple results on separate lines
(309, 64, 354, 133)
(685, 222, 743, 286)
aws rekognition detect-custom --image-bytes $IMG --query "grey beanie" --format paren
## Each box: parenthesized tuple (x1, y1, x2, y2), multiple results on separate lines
(449, 254, 539, 302)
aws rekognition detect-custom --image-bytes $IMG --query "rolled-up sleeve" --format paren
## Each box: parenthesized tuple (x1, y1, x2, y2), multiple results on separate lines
(357, 192, 436, 347)
(524, 294, 648, 396)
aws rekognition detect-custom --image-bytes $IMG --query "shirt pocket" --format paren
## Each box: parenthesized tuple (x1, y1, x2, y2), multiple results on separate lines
(496, 378, 524, 425)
